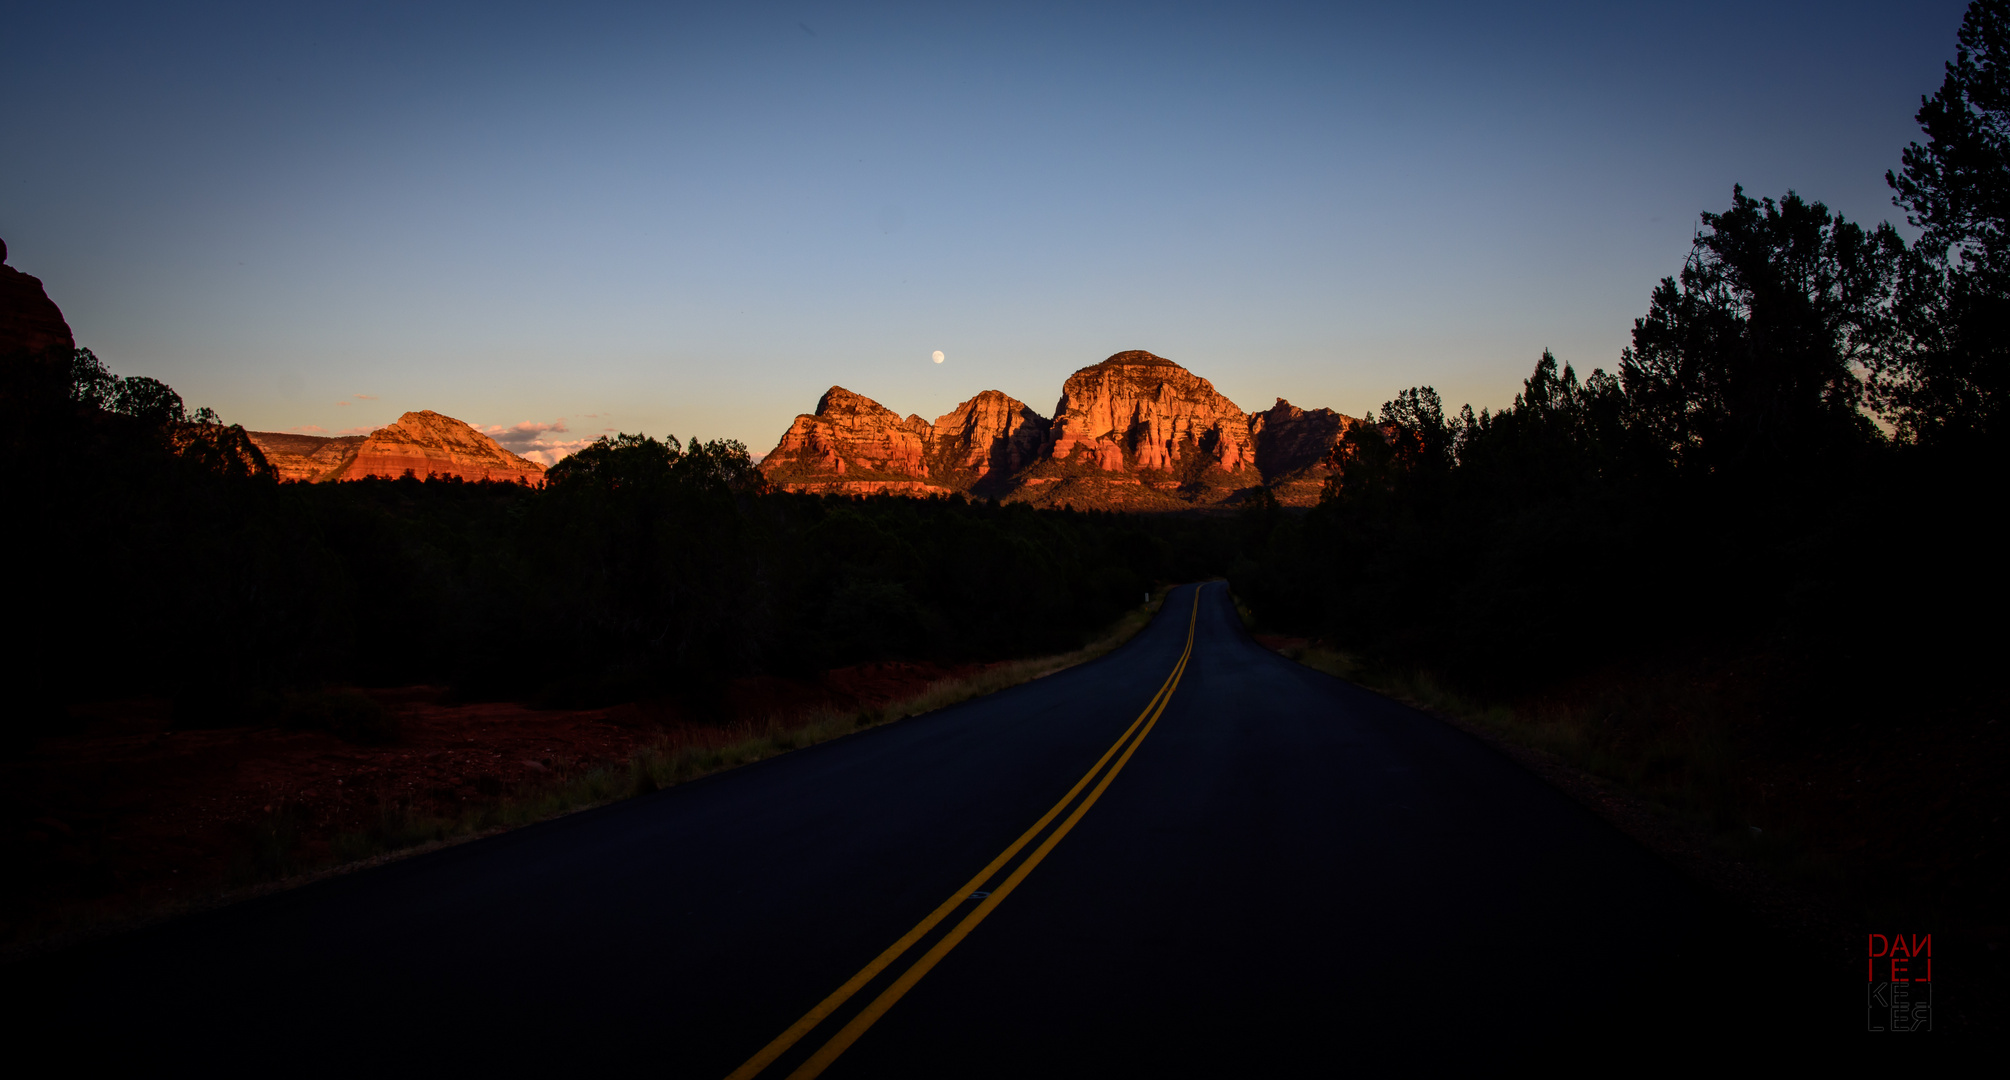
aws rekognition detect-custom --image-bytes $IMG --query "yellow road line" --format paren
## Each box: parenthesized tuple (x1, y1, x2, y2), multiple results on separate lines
(787, 607, 1196, 1077)
(723, 585, 1204, 1080)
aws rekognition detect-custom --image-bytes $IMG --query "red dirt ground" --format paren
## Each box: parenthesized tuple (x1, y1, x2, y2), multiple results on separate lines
(0, 660, 995, 951)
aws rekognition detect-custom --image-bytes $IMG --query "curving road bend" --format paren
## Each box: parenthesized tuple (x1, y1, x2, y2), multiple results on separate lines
(18, 584, 1789, 1071)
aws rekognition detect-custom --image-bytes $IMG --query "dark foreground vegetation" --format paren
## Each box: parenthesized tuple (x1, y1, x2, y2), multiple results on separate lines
(2, 352, 1225, 738)
(1236, 1, 2009, 946)
(3, 340, 1226, 942)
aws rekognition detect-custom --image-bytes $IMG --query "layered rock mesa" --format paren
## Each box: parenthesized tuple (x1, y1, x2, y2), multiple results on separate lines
(760, 350, 1353, 510)
(248, 411, 546, 485)
(246, 431, 369, 483)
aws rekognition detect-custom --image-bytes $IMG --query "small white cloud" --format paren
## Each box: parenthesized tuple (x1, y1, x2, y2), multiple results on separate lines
(517, 441, 597, 466)
(354, 393, 378, 400)
(335, 400, 350, 407)
(286, 424, 328, 434)
(478, 418, 594, 464)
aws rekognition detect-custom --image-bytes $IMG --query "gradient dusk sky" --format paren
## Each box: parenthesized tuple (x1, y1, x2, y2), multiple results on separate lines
(0, 1, 1970, 460)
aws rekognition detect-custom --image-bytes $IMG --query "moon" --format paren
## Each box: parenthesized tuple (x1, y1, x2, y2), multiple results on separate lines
(932, 350, 945, 364)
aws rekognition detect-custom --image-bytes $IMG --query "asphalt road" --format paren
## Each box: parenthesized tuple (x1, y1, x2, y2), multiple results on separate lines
(16, 583, 1819, 1071)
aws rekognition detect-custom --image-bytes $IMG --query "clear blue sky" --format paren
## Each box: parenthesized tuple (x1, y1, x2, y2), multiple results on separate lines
(0, 1, 1971, 461)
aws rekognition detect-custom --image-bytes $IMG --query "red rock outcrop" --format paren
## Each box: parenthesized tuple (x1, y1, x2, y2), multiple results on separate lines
(245, 431, 367, 483)
(758, 351, 1352, 511)
(248, 411, 545, 485)
(346, 411, 547, 484)
(926, 389, 1052, 495)
(1249, 398, 1348, 506)
(1014, 351, 1260, 509)
(761, 386, 1058, 497)
(0, 238, 76, 358)
(761, 387, 956, 495)
(1045, 351, 1254, 471)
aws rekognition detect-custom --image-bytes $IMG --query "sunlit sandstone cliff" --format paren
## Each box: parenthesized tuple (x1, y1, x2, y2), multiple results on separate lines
(1013, 351, 1261, 509)
(759, 350, 1353, 510)
(927, 389, 1052, 494)
(761, 386, 1057, 498)
(246, 432, 368, 482)
(762, 387, 954, 495)
(248, 411, 545, 485)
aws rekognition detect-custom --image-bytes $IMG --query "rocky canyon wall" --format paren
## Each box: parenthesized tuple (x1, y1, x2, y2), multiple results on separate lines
(759, 350, 1353, 511)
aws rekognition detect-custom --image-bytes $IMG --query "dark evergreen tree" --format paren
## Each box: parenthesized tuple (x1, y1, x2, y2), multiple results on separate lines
(1881, 0, 2010, 443)
(1621, 188, 1900, 476)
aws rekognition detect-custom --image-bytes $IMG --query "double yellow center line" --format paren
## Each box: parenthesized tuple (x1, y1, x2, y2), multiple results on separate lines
(726, 585, 1204, 1080)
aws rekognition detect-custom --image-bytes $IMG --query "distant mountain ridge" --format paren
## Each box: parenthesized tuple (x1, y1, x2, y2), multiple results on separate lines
(248, 410, 546, 485)
(760, 350, 1353, 510)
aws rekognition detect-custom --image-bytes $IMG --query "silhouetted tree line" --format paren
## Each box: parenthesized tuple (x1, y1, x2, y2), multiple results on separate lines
(2, 337, 1229, 738)
(1232, 1, 2009, 715)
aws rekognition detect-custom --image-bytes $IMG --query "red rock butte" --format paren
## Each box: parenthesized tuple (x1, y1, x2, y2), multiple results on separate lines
(759, 350, 1353, 511)
(248, 411, 546, 485)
